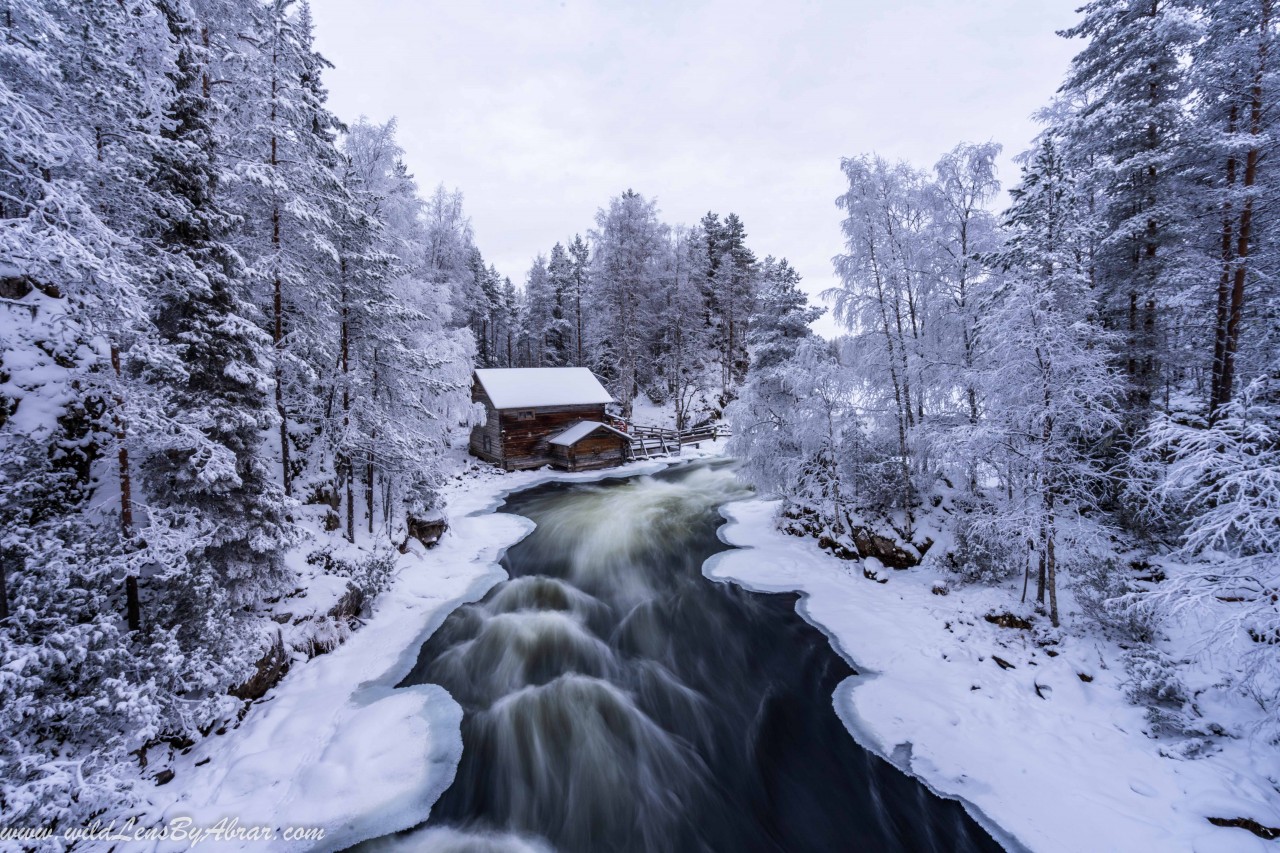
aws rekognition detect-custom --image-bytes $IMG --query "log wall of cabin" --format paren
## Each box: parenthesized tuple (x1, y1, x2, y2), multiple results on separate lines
(493, 403, 609, 470)
(564, 432, 630, 471)
(468, 383, 504, 465)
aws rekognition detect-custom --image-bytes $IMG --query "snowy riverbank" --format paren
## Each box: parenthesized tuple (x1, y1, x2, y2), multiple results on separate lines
(135, 449, 717, 852)
(135, 449, 1276, 852)
(706, 497, 1280, 853)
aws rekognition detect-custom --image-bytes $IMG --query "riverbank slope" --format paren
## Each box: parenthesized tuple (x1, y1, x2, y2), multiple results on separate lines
(707, 497, 1279, 853)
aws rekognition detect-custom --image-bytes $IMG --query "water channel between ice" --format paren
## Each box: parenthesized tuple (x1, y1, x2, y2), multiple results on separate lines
(357, 460, 1003, 852)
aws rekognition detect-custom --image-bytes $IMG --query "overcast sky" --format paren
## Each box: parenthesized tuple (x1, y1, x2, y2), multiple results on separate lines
(308, 0, 1081, 336)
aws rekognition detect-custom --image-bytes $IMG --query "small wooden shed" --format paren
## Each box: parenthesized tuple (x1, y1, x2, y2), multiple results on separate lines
(469, 367, 626, 471)
(547, 421, 633, 471)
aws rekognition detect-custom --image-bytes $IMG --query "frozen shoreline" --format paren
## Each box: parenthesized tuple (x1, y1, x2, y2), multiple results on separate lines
(142, 449, 1277, 852)
(706, 497, 1279, 853)
(139, 451, 705, 852)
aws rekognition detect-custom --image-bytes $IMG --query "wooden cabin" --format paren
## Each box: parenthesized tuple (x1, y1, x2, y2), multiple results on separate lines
(547, 421, 633, 471)
(469, 368, 629, 471)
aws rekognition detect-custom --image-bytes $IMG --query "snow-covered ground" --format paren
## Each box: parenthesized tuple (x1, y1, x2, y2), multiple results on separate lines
(133, 445, 721, 852)
(130, 443, 1276, 852)
(707, 497, 1280, 853)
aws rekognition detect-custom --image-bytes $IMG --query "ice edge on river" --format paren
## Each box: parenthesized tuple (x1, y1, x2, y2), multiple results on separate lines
(140, 451, 713, 853)
(701, 509, 1030, 853)
(706, 497, 1279, 853)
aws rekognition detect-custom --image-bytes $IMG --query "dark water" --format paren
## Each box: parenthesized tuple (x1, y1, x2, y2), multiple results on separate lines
(362, 461, 1003, 852)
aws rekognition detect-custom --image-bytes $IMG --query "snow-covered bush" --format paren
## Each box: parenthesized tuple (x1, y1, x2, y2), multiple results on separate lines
(1142, 377, 1280, 740)
(307, 547, 399, 602)
(938, 499, 1020, 584)
(1073, 556, 1159, 643)
(1122, 647, 1206, 745)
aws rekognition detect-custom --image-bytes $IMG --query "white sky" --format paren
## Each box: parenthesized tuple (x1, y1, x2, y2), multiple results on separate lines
(308, 0, 1082, 336)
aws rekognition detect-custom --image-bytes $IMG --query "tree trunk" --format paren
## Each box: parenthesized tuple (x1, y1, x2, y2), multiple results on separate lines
(1045, 490, 1059, 627)
(0, 549, 10, 621)
(111, 346, 133, 535)
(1220, 0, 1270, 408)
(1210, 103, 1238, 412)
(345, 462, 355, 544)
(1036, 527, 1047, 605)
(126, 574, 141, 632)
(270, 30, 291, 495)
(340, 269, 354, 544)
(366, 451, 375, 537)
(111, 345, 140, 631)
(367, 354, 379, 536)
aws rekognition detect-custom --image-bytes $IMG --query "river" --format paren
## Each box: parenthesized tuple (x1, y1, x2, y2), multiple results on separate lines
(358, 460, 1002, 852)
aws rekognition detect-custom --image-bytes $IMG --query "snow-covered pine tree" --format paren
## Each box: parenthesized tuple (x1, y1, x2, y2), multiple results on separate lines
(700, 212, 760, 398)
(1059, 0, 1197, 414)
(588, 190, 668, 418)
(727, 257, 829, 502)
(521, 254, 554, 366)
(1188, 0, 1278, 414)
(138, 0, 293, 674)
(567, 234, 591, 366)
(209, 0, 349, 498)
(545, 242, 575, 366)
(1142, 374, 1280, 739)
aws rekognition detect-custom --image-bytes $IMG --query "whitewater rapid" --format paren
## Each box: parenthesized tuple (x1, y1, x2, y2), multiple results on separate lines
(358, 461, 1000, 852)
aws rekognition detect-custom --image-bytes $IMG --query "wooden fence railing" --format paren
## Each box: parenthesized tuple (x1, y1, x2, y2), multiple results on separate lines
(607, 415, 731, 459)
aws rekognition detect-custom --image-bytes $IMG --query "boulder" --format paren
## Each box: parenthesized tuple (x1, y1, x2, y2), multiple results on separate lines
(404, 514, 448, 550)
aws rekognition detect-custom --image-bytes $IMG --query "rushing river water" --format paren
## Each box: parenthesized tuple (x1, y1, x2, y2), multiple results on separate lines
(361, 461, 1002, 852)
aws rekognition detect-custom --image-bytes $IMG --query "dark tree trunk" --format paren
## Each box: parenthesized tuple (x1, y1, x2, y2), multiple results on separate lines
(339, 266, 354, 543)
(126, 575, 141, 632)
(112, 345, 140, 630)
(1220, 0, 1270, 409)
(0, 549, 10, 622)
(1211, 103, 1239, 411)
(270, 27, 291, 496)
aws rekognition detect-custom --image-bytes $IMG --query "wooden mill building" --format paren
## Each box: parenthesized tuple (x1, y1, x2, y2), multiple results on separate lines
(469, 368, 633, 471)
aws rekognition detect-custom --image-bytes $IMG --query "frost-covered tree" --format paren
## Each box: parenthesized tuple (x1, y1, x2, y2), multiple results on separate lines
(521, 254, 555, 366)
(331, 119, 473, 542)
(828, 156, 940, 527)
(1142, 375, 1280, 737)
(139, 0, 293, 625)
(658, 226, 716, 429)
(588, 190, 668, 418)
(976, 138, 1121, 626)
(223, 0, 348, 498)
(567, 234, 591, 366)
(544, 241, 575, 366)
(1059, 0, 1197, 411)
(1187, 0, 1279, 413)
(930, 142, 1002, 427)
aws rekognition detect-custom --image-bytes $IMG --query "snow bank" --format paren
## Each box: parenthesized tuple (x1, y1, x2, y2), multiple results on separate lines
(137, 444, 724, 852)
(706, 498, 1280, 853)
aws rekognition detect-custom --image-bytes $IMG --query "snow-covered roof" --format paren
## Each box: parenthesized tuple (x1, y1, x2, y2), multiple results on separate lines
(547, 420, 631, 447)
(474, 368, 614, 410)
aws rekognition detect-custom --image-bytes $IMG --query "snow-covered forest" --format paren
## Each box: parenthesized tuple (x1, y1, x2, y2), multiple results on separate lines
(2, 0, 1279, 848)
(729, 0, 1280, 757)
(0, 0, 795, 833)
(0, 0, 487, 830)
(462, 198, 788, 427)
